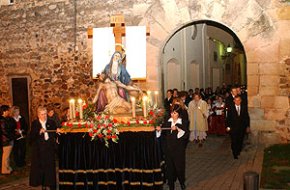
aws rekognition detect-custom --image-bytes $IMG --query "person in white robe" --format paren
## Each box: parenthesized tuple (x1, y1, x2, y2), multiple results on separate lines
(188, 93, 208, 146)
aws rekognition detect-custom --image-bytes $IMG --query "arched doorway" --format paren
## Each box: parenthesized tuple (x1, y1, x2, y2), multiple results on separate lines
(161, 20, 247, 94)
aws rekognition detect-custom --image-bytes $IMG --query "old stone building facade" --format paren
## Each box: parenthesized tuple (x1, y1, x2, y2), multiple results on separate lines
(0, 0, 289, 142)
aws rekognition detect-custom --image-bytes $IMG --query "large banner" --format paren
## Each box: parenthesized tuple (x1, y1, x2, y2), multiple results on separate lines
(92, 26, 147, 80)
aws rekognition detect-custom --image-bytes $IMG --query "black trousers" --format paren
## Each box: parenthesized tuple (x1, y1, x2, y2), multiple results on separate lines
(165, 150, 186, 190)
(230, 130, 244, 157)
(13, 139, 26, 167)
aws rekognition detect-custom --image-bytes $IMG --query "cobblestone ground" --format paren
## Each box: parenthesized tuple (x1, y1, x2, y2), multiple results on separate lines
(0, 135, 264, 190)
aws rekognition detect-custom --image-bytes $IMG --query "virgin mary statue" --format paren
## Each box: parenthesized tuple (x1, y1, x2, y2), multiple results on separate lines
(94, 51, 141, 113)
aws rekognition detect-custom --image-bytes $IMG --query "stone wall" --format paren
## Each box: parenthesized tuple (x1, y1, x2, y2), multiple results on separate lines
(0, 0, 289, 142)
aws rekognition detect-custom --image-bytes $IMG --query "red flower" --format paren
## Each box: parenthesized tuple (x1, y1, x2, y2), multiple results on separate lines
(144, 120, 147, 124)
(89, 132, 93, 137)
(61, 122, 66, 127)
(112, 135, 117, 139)
(127, 121, 130, 126)
(97, 124, 101, 129)
(85, 123, 88, 128)
(76, 112, 79, 117)
(68, 123, 73, 128)
(149, 110, 154, 116)
(78, 123, 82, 128)
(96, 115, 101, 120)
(105, 115, 110, 119)
(107, 129, 111, 134)
(149, 120, 154, 124)
(113, 119, 118, 123)
(90, 123, 94, 128)
(136, 120, 139, 124)
(82, 104, 88, 109)
(106, 135, 111, 140)
(98, 134, 103, 138)
(108, 123, 113, 127)
(93, 129, 98, 133)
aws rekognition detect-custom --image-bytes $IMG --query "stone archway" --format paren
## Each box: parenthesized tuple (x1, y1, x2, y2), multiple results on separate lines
(160, 20, 246, 94)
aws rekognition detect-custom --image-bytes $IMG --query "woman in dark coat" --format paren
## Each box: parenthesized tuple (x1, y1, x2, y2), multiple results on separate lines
(11, 106, 28, 167)
(157, 104, 189, 190)
(29, 106, 58, 190)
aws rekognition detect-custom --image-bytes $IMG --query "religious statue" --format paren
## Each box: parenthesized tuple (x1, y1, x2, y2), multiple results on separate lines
(93, 51, 143, 114)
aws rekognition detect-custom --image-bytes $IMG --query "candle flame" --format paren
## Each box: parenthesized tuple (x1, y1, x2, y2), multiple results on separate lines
(143, 96, 148, 101)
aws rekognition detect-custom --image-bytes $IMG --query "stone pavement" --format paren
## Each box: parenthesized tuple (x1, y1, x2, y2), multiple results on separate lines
(0, 134, 264, 190)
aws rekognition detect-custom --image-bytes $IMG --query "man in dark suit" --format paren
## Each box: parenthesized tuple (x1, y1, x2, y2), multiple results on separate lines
(226, 95, 250, 159)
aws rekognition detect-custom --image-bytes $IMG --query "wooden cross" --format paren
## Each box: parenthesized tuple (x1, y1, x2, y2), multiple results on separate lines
(88, 14, 150, 52)
(110, 14, 126, 52)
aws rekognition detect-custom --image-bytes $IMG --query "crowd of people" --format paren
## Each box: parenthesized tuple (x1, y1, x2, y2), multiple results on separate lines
(159, 84, 250, 189)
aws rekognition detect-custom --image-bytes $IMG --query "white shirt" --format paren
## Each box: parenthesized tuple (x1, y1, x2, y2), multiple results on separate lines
(39, 120, 49, 141)
(235, 105, 241, 115)
(156, 118, 185, 139)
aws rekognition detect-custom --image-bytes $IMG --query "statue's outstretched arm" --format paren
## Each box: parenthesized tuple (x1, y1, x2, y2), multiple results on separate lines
(115, 80, 142, 92)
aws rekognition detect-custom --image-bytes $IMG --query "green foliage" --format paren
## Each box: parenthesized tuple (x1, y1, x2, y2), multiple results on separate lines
(261, 144, 290, 189)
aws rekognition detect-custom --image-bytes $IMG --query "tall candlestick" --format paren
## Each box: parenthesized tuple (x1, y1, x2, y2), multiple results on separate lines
(71, 99, 76, 119)
(147, 90, 152, 107)
(69, 99, 73, 120)
(142, 96, 148, 118)
(131, 97, 136, 118)
(78, 98, 83, 120)
(154, 91, 159, 108)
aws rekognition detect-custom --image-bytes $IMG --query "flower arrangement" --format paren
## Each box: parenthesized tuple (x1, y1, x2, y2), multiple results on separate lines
(88, 114, 119, 147)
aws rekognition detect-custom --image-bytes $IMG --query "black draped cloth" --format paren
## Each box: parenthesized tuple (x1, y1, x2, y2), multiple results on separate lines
(59, 131, 163, 190)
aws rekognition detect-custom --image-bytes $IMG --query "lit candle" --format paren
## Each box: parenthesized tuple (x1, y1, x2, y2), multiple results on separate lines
(142, 96, 148, 118)
(71, 99, 76, 119)
(147, 90, 152, 106)
(131, 97, 136, 118)
(154, 91, 159, 108)
(78, 98, 83, 120)
(69, 99, 74, 120)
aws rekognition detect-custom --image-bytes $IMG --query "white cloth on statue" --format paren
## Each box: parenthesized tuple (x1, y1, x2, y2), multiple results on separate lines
(40, 120, 49, 141)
